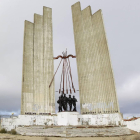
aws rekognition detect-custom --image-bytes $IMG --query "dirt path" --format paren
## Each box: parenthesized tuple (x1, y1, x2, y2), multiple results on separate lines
(0, 134, 140, 140)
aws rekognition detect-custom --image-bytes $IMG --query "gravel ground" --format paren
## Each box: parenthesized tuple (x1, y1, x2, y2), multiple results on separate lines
(0, 133, 140, 140)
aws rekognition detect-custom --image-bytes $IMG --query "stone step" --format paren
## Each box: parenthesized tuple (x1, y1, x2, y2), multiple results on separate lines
(16, 126, 132, 137)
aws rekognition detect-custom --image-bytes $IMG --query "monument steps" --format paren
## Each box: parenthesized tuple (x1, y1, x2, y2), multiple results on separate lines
(16, 126, 132, 137)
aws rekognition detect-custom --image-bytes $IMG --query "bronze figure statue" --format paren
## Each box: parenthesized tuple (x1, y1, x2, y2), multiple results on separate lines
(57, 96, 62, 112)
(57, 94, 78, 112)
(62, 94, 68, 111)
(72, 95, 77, 111)
(68, 95, 72, 111)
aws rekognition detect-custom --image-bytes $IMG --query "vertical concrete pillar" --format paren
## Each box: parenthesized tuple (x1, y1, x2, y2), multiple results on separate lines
(71, 2, 85, 113)
(33, 14, 44, 114)
(43, 7, 55, 113)
(21, 21, 34, 114)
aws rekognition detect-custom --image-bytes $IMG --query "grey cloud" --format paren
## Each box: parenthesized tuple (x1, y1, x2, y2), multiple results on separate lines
(0, 92, 21, 112)
(120, 101, 140, 114)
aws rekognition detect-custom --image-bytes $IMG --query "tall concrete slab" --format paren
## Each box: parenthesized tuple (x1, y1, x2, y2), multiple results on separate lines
(21, 21, 34, 114)
(43, 7, 55, 113)
(71, 2, 120, 114)
(21, 7, 55, 115)
(33, 14, 44, 114)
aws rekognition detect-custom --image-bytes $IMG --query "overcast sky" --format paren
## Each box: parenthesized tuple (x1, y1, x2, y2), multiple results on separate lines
(0, 0, 140, 119)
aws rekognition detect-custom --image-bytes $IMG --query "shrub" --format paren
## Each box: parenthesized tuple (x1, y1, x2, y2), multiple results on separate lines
(0, 128, 7, 133)
(10, 129, 17, 135)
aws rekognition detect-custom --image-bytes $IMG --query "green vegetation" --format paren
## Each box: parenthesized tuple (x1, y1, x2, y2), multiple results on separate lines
(10, 129, 17, 135)
(0, 128, 7, 133)
(0, 128, 17, 135)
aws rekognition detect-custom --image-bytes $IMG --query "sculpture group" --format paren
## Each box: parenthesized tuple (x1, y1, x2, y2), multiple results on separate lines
(57, 94, 78, 112)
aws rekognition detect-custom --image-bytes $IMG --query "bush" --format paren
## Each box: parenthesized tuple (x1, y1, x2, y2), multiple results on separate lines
(10, 129, 17, 135)
(0, 128, 7, 133)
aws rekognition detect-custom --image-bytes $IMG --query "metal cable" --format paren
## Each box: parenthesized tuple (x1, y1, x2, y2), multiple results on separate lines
(68, 58, 75, 93)
(49, 58, 62, 88)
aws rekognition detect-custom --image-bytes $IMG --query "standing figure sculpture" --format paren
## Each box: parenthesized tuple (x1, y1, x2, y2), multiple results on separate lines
(57, 96, 62, 112)
(61, 94, 68, 111)
(72, 96, 77, 111)
(68, 95, 73, 111)
(57, 94, 78, 112)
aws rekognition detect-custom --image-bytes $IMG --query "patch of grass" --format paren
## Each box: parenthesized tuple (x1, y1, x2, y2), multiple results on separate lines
(0, 128, 7, 133)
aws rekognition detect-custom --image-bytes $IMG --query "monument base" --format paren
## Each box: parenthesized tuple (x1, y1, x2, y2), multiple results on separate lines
(1, 112, 125, 131)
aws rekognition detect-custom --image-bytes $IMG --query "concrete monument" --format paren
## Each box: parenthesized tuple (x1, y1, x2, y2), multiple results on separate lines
(2, 2, 138, 136)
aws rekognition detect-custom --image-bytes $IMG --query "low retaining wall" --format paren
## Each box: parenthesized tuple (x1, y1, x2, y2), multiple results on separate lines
(1, 115, 57, 131)
(125, 118, 140, 132)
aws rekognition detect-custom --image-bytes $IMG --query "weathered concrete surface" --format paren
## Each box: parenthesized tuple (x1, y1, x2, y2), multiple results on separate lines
(21, 7, 55, 115)
(57, 112, 79, 126)
(0, 113, 126, 131)
(16, 126, 132, 137)
(34, 14, 44, 114)
(21, 21, 34, 115)
(71, 2, 120, 114)
(43, 7, 55, 113)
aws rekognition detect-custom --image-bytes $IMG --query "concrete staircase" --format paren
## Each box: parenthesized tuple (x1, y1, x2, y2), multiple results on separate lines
(16, 125, 132, 137)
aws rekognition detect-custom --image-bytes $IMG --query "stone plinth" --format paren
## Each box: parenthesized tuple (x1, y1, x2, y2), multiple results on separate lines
(57, 112, 79, 126)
